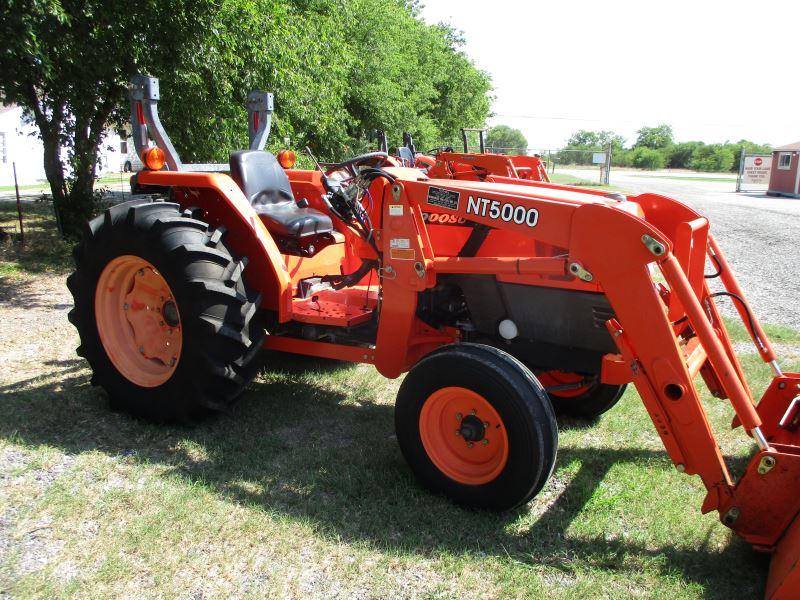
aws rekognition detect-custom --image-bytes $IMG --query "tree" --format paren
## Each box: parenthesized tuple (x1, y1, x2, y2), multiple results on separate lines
(557, 129, 625, 166)
(688, 144, 735, 172)
(486, 125, 528, 154)
(728, 139, 772, 173)
(634, 124, 674, 149)
(0, 0, 214, 237)
(565, 130, 625, 152)
(630, 147, 665, 170)
(667, 141, 704, 169)
(1, 0, 492, 236)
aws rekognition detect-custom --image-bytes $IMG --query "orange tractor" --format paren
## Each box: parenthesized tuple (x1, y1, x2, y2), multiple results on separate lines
(390, 129, 552, 183)
(68, 76, 799, 597)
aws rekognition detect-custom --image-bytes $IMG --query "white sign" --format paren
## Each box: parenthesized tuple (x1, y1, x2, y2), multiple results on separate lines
(592, 152, 607, 165)
(742, 155, 772, 186)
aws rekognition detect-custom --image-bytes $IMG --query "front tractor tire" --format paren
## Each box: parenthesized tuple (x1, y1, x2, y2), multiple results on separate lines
(538, 370, 626, 420)
(68, 199, 265, 422)
(395, 344, 558, 511)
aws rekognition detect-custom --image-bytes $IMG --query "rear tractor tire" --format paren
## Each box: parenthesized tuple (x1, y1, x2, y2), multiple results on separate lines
(68, 199, 265, 422)
(395, 344, 558, 511)
(538, 370, 626, 420)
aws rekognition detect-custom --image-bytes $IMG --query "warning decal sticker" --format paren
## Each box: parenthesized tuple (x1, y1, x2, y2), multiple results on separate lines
(427, 186, 460, 211)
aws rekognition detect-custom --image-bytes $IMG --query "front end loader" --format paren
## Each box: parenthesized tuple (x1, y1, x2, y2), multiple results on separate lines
(391, 130, 552, 183)
(67, 76, 800, 597)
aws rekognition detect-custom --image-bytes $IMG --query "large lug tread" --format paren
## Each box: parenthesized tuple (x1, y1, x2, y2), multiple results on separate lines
(67, 200, 264, 423)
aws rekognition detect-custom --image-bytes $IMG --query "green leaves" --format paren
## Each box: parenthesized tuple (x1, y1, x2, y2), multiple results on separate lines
(156, 0, 492, 162)
(0, 0, 491, 235)
(486, 125, 528, 155)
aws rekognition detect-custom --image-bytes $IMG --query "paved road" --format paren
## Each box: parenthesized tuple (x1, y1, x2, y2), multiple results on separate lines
(561, 168, 800, 330)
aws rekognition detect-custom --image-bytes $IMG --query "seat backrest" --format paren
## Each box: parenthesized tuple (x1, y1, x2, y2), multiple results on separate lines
(397, 146, 414, 166)
(229, 150, 294, 208)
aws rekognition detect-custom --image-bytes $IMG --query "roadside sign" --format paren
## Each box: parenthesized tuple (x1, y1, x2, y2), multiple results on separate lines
(592, 152, 607, 165)
(742, 155, 772, 186)
(737, 152, 772, 192)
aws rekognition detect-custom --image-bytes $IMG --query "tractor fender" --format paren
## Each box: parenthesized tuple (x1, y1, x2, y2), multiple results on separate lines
(137, 170, 292, 321)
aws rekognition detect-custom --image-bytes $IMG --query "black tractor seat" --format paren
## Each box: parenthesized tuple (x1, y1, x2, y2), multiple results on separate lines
(229, 150, 333, 240)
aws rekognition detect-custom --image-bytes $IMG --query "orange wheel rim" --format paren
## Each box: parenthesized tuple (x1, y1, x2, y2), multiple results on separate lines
(419, 386, 509, 485)
(538, 370, 590, 398)
(94, 255, 182, 387)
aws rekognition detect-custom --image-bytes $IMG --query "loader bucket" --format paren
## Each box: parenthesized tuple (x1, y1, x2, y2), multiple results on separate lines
(767, 512, 800, 599)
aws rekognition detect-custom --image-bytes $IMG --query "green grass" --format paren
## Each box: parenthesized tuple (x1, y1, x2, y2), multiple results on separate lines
(0, 200, 74, 274)
(632, 175, 737, 183)
(2, 338, 795, 597)
(0, 183, 50, 192)
(550, 172, 628, 193)
(1, 186, 798, 598)
(95, 173, 130, 186)
(724, 316, 800, 345)
(0, 174, 128, 193)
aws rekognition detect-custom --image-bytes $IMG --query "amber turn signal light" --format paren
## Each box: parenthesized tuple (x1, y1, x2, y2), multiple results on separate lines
(142, 147, 166, 171)
(277, 149, 296, 169)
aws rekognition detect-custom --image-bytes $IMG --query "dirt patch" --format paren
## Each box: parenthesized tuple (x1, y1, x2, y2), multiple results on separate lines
(0, 273, 81, 386)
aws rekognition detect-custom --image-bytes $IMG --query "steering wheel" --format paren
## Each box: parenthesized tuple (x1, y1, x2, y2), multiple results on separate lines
(325, 152, 389, 178)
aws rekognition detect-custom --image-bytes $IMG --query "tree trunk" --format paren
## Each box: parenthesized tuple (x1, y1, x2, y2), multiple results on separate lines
(40, 129, 68, 236)
(60, 114, 100, 238)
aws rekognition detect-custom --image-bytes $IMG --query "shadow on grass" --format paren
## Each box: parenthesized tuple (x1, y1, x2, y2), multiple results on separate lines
(0, 359, 766, 598)
(0, 274, 74, 310)
(0, 199, 74, 275)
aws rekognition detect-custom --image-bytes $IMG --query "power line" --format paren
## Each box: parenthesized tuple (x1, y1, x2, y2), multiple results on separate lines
(492, 113, 799, 129)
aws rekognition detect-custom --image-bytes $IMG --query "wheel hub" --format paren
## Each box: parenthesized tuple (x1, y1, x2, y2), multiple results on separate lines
(419, 386, 509, 485)
(458, 414, 486, 442)
(95, 255, 183, 387)
(162, 299, 180, 327)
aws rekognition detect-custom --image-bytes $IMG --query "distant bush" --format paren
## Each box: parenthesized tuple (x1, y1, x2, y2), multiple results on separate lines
(667, 141, 704, 169)
(630, 147, 665, 170)
(729, 140, 772, 172)
(688, 144, 735, 172)
(611, 148, 632, 167)
(558, 128, 770, 173)
(486, 125, 528, 155)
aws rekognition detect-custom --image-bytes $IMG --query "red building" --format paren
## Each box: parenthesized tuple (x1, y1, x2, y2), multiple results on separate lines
(767, 141, 800, 197)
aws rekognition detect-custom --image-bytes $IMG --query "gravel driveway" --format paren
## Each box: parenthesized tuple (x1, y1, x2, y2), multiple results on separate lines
(560, 169, 800, 331)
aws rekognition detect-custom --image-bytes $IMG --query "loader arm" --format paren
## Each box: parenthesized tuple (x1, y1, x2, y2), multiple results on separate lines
(375, 175, 800, 597)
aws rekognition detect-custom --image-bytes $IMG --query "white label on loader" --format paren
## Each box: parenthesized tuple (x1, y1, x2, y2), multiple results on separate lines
(389, 204, 404, 216)
(466, 195, 539, 227)
(390, 238, 410, 249)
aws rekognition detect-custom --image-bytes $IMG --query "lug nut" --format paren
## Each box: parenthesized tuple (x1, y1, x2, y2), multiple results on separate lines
(482, 439, 489, 446)
(470, 409, 476, 416)
(483, 421, 489, 428)
(456, 412, 462, 421)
